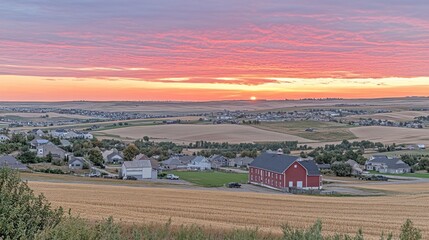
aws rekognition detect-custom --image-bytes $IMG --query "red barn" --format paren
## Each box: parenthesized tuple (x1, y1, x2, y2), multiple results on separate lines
(248, 152, 322, 190)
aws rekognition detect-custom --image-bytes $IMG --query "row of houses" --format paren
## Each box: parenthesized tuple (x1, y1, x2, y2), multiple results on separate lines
(162, 155, 254, 170)
(318, 155, 411, 175)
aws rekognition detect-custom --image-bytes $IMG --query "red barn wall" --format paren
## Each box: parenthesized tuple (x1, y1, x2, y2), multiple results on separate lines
(307, 175, 321, 188)
(284, 162, 307, 188)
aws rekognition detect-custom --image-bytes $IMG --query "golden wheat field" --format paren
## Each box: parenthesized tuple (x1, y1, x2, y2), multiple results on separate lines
(29, 181, 429, 239)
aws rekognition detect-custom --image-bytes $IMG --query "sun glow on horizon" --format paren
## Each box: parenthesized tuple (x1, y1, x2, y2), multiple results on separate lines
(250, 96, 257, 101)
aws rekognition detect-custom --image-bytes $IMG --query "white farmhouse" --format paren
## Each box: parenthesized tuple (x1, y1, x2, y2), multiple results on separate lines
(121, 160, 157, 180)
(187, 156, 211, 170)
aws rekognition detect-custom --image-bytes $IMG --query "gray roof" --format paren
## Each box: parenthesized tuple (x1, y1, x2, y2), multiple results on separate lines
(299, 160, 321, 176)
(178, 155, 196, 164)
(123, 160, 152, 169)
(249, 153, 299, 173)
(0, 155, 28, 170)
(68, 157, 86, 165)
(162, 157, 182, 165)
(368, 155, 410, 169)
(231, 157, 254, 165)
(192, 156, 207, 163)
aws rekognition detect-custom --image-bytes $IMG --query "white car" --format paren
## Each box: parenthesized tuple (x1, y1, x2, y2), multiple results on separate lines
(166, 174, 179, 180)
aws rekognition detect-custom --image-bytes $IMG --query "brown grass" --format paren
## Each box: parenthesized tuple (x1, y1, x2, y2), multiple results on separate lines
(29, 181, 429, 239)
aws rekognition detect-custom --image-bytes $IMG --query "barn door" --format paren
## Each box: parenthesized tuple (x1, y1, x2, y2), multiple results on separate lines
(288, 181, 293, 187)
(297, 181, 303, 188)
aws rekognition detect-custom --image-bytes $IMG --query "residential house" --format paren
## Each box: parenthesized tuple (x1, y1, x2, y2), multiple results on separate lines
(68, 157, 86, 170)
(228, 157, 254, 168)
(121, 160, 158, 180)
(187, 156, 211, 170)
(0, 155, 28, 171)
(249, 152, 322, 190)
(161, 157, 184, 170)
(102, 149, 124, 164)
(208, 155, 229, 168)
(345, 159, 363, 175)
(133, 153, 150, 161)
(316, 163, 331, 170)
(30, 129, 45, 137)
(30, 138, 51, 148)
(37, 143, 67, 160)
(417, 144, 426, 150)
(365, 155, 411, 174)
(60, 139, 72, 147)
(0, 134, 10, 142)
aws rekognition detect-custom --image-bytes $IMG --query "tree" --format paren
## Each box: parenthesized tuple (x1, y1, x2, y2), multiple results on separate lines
(123, 144, 139, 161)
(0, 168, 63, 239)
(400, 219, 422, 240)
(143, 136, 150, 142)
(331, 162, 352, 177)
(89, 149, 103, 166)
(46, 152, 53, 163)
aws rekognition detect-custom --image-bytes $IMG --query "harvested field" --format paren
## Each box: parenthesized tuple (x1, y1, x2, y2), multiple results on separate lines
(345, 111, 429, 122)
(251, 121, 356, 142)
(354, 182, 429, 194)
(95, 124, 315, 144)
(0, 112, 95, 120)
(350, 126, 429, 145)
(29, 181, 429, 239)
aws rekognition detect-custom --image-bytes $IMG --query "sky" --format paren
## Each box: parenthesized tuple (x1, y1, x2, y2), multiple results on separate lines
(1, 0, 429, 101)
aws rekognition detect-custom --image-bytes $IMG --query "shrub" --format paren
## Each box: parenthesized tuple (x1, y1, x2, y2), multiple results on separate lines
(0, 168, 63, 239)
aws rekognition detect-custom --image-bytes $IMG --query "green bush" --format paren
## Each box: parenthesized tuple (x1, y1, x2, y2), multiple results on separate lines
(0, 168, 63, 240)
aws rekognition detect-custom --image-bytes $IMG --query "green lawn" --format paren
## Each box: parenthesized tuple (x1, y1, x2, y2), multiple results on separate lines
(167, 171, 248, 187)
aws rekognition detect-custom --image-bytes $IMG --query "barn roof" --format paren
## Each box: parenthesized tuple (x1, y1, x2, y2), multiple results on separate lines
(298, 160, 321, 176)
(249, 152, 299, 173)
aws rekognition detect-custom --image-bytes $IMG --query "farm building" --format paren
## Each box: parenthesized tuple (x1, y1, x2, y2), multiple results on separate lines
(365, 155, 411, 174)
(248, 152, 322, 190)
(121, 160, 158, 180)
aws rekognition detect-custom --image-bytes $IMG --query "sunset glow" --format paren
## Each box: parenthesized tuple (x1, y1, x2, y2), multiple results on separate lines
(1, 1, 429, 101)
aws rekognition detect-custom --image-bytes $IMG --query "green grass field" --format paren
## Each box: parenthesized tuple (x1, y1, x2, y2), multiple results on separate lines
(167, 171, 248, 187)
(251, 120, 356, 142)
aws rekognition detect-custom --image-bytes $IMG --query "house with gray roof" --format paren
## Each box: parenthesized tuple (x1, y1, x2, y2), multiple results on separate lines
(187, 156, 211, 170)
(229, 157, 254, 168)
(30, 138, 51, 148)
(102, 149, 124, 164)
(37, 143, 67, 160)
(0, 155, 28, 171)
(365, 155, 411, 174)
(121, 160, 157, 180)
(68, 157, 87, 170)
(208, 155, 229, 168)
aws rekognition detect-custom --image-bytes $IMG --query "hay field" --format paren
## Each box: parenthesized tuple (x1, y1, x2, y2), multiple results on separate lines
(95, 124, 315, 143)
(251, 121, 356, 142)
(350, 126, 429, 145)
(29, 181, 429, 239)
(345, 111, 429, 122)
(0, 112, 96, 120)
